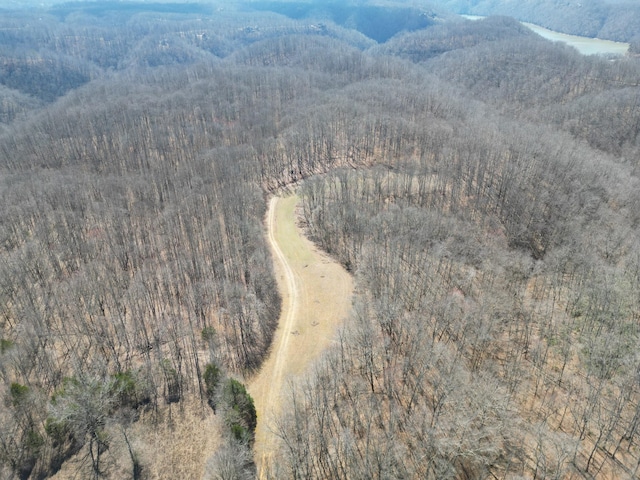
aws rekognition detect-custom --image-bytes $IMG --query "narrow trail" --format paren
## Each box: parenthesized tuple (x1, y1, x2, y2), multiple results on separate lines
(260, 196, 299, 431)
(248, 195, 353, 477)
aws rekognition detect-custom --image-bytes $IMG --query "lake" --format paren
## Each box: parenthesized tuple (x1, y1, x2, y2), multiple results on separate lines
(461, 15, 630, 56)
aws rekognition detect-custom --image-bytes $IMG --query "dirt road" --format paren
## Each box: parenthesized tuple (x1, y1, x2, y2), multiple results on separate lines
(248, 195, 353, 476)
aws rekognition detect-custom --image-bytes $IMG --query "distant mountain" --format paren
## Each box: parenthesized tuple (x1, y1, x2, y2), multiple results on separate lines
(48, 1, 213, 21)
(243, 1, 452, 42)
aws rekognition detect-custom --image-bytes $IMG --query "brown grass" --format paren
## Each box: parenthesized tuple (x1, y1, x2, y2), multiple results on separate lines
(248, 195, 353, 477)
(50, 399, 222, 480)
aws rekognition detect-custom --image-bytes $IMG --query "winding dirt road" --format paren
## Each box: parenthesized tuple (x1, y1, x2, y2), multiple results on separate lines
(248, 195, 353, 476)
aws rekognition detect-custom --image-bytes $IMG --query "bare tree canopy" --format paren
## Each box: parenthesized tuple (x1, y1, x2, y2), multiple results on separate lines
(1, 1, 640, 478)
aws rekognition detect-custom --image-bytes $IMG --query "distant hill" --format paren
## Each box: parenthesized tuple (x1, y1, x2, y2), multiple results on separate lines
(243, 1, 450, 42)
(430, 0, 640, 43)
(371, 15, 536, 62)
(48, 1, 213, 20)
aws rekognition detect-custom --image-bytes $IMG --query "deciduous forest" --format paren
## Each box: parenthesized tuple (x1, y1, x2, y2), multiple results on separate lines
(432, 0, 640, 44)
(1, 0, 639, 478)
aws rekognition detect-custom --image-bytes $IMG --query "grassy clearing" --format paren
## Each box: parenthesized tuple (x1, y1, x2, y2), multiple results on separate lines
(249, 195, 353, 475)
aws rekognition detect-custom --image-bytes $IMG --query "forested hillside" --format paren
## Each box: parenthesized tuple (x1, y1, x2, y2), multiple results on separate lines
(430, 0, 640, 44)
(1, 1, 640, 479)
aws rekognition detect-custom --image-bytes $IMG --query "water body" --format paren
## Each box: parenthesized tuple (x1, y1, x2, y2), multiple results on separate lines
(462, 15, 629, 56)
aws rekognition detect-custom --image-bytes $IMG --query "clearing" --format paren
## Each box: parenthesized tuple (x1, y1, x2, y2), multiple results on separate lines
(248, 195, 353, 476)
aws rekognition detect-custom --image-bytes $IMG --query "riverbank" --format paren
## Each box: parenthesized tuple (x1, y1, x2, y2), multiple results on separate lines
(462, 14, 629, 55)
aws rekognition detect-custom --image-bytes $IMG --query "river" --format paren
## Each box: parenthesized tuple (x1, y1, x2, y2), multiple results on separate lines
(461, 15, 630, 56)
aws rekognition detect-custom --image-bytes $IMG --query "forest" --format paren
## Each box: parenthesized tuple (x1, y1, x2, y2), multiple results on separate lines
(430, 0, 640, 44)
(1, 0, 640, 478)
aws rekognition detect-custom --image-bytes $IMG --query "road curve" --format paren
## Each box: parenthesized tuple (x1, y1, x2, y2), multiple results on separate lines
(248, 195, 353, 477)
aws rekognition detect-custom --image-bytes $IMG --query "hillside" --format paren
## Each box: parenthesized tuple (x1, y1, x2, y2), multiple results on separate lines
(430, 0, 640, 44)
(1, 1, 640, 479)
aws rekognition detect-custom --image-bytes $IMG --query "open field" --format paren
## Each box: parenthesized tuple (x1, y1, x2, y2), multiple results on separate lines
(249, 195, 353, 476)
